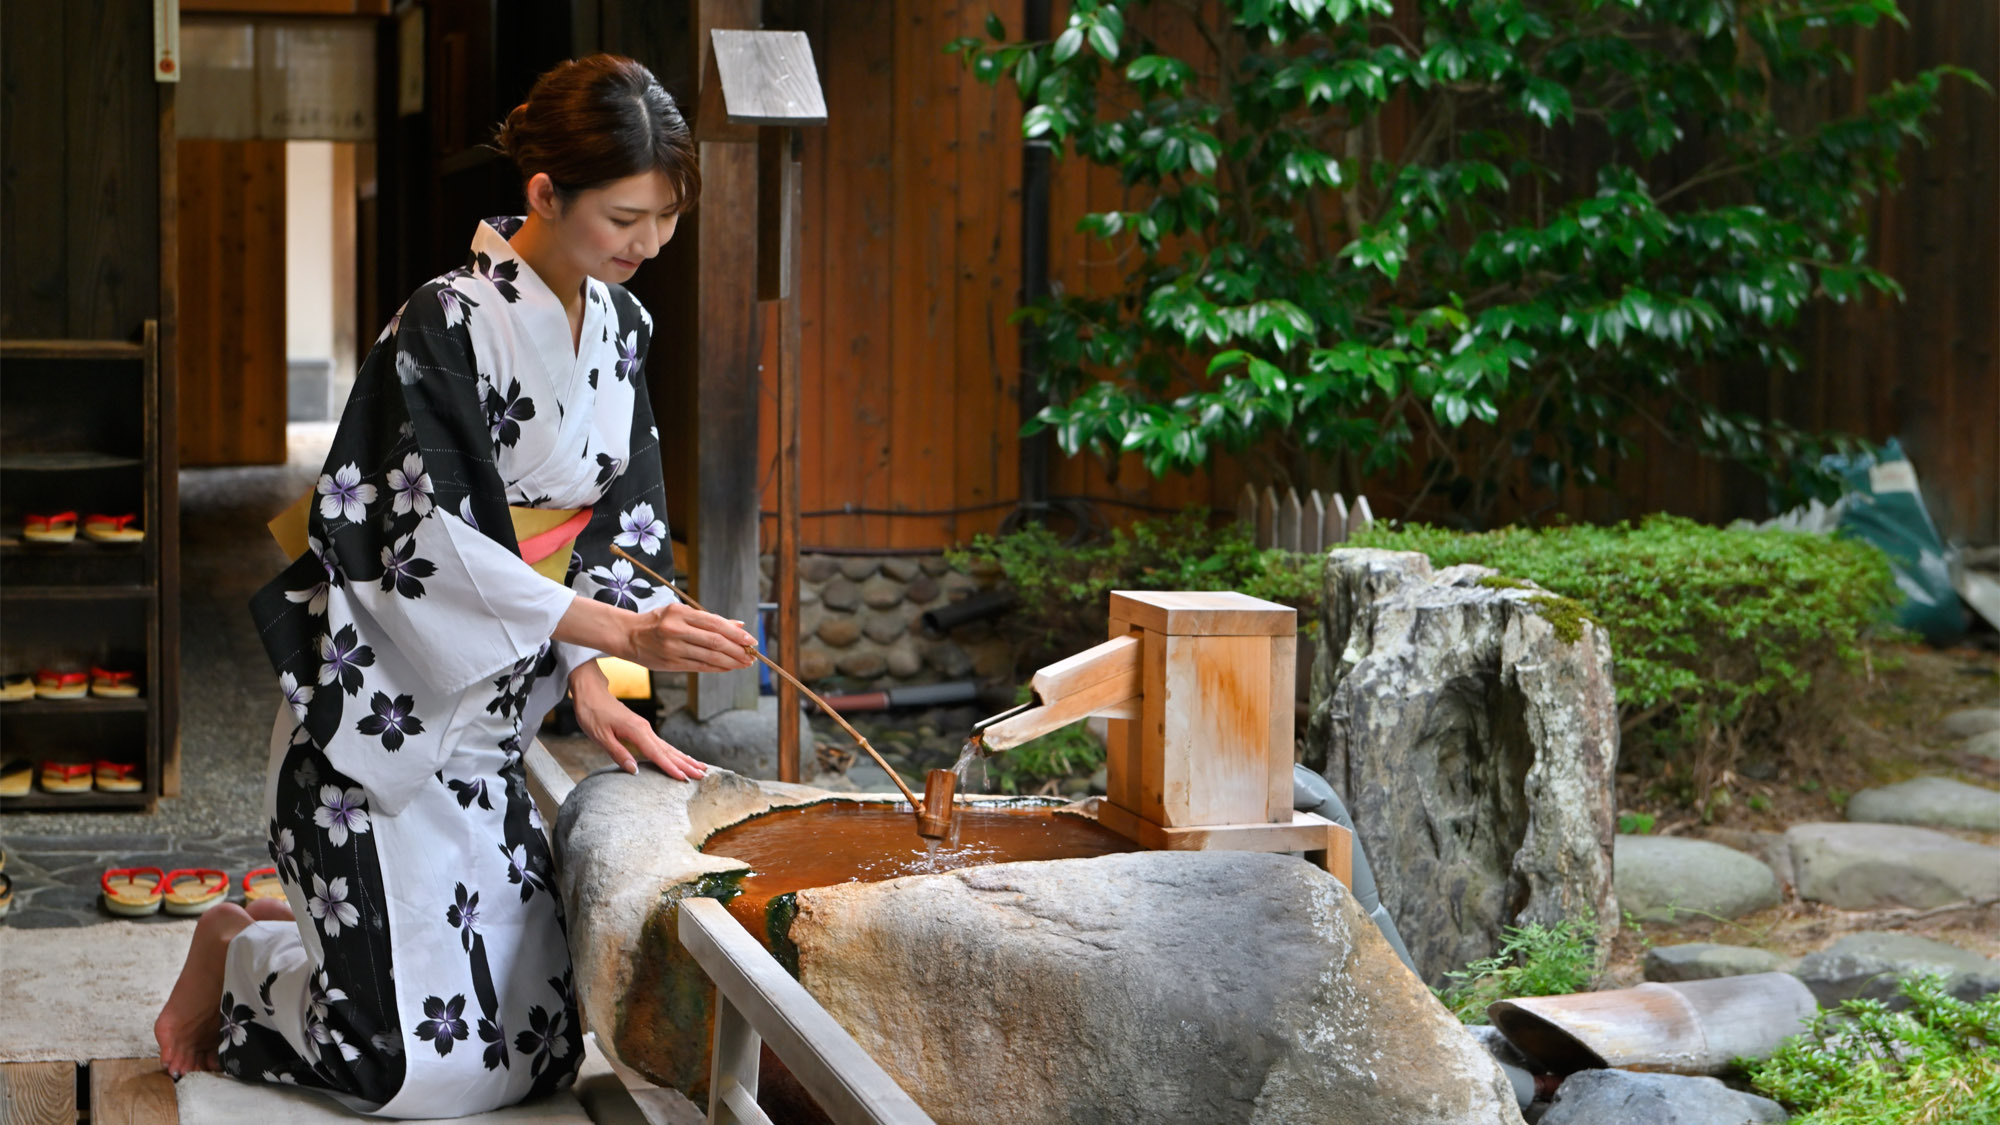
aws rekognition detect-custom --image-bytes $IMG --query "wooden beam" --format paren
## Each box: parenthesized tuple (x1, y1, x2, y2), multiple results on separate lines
(88, 1058, 178, 1125)
(678, 898, 934, 1125)
(0, 1061, 77, 1125)
(774, 128, 804, 782)
(1092, 805, 1354, 888)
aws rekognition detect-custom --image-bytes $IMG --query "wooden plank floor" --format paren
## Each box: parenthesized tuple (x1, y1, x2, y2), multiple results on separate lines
(0, 1059, 175, 1125)
(0, 1062, 77, 1125)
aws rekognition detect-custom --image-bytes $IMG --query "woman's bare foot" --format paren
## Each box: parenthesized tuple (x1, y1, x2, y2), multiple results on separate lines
(155, 903, 255, 1079)
(246, 897, 294, 923)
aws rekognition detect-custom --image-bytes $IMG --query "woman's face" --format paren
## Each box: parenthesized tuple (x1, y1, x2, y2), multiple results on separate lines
(528, 169, 683, 286)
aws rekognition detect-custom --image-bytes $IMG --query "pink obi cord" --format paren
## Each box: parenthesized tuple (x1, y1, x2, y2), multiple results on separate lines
(517, 507, 594, 565)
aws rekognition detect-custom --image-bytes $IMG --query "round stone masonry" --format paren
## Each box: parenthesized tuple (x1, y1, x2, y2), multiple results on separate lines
(1846, 775, 2000, 832)
(1785, 822, 2000, 910)
(1613, 834, 1782, 923)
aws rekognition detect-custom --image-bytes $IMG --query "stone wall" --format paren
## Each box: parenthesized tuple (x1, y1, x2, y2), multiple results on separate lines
(762, 553, 1018, 688)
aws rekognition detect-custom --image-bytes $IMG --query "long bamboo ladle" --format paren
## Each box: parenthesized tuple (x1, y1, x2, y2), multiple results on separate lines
(609, 546, 947, 833)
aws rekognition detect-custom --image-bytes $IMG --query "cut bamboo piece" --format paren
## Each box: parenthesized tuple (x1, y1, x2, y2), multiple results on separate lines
(1489, 973, 1817, 1075)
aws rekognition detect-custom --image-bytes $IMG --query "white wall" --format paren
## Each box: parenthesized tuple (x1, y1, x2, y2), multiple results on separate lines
(285, 140, 335, 362)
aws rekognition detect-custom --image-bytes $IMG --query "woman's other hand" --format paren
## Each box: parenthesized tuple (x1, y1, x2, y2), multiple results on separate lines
(570, 662, 708, 780)
(627, 602, 757, 673)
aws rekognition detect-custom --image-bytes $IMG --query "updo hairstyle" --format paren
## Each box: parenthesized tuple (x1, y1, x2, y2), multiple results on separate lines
(493, 54, 700, 214)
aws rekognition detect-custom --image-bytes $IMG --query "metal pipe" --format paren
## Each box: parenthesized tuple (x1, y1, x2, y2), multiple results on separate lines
(920, 590, 1016, 636)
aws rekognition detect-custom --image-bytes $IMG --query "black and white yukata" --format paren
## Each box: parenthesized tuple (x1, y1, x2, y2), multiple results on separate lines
(230, 216, 677, 1117)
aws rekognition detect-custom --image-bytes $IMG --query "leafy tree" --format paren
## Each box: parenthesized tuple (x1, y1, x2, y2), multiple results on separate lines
(951, 0, 1978, 523)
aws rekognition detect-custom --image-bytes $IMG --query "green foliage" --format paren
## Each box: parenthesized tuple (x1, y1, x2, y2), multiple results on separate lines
(1617, 811, 1656, 834)
(948, 0, 1976, 524)
(1350, 515, 1898, 802)
(948, 509, 1320, 668)
(1745, 976, 2000, 1124)
(1435, 918, 1599, 1024)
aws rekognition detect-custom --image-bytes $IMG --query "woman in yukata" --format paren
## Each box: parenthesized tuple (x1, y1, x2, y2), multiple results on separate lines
(152, 54, 757, 1116)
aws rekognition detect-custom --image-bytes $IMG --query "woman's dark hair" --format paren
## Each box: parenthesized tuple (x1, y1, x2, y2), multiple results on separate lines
(493, 54, 700, 213)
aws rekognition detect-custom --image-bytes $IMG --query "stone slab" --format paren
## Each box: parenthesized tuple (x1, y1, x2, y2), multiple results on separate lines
(1941, 707, 2000, 738)
(1786, 822, 2000, 909)
(1847, 775, 2000, 831)
(1642, 943, 1792, 983)
(1538, 1069, 1786, 1125)
(1792, 930, 2000, 1006)
(1614, 835, 1781, 923)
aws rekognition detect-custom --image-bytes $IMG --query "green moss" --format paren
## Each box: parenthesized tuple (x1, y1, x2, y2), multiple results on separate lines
(1527, 593, 1595, 646)
(766, 892, 802, 978)
(1476, 574, 1534, 591)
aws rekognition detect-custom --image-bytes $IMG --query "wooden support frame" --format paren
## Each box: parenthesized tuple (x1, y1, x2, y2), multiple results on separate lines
(679, 897, 935, 1125)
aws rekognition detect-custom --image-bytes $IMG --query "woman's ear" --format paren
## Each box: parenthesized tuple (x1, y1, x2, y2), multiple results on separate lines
(524, 172, 564, 221)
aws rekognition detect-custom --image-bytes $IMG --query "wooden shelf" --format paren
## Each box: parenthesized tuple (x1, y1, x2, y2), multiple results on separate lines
(0, 583, 154, 600)
(0, 451, 145, 471)
(0, 321, 174, 813)
(0, 339, 147, 360)
(0, 789, 153, 811)
(2, 696, 151, 715)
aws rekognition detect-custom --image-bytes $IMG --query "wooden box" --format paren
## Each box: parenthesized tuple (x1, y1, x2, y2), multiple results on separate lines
(1102, 591, 1296, 829)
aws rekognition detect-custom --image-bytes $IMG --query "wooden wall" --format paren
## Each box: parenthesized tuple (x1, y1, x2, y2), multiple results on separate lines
(0, 0, 162, 343)
(751, 0, 1996, 548)
(177, 140, 290, 466)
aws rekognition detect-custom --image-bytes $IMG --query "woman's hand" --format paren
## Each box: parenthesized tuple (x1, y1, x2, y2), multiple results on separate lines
(626, 602, 758, 674)
(553, 596, 758, 674)
(570, 662, 708, 780)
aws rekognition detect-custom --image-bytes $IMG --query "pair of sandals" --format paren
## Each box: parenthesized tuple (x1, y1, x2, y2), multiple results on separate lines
(101, 867, 286, 917)
(33, 760, 142, 794)
(21, 511, 145, 544)
(2, 668, 140, 701)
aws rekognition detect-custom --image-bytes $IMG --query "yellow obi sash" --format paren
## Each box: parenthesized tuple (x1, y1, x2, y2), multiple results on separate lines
(267, 493, 591, 584)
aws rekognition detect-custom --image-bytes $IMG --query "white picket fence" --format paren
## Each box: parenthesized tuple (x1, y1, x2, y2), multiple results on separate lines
(1237, 484, 1375, 553)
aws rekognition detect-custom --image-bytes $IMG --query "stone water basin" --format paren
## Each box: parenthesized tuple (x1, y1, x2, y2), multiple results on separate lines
(704, 799, 1138, 952)
(554, 767, 1524, 1125)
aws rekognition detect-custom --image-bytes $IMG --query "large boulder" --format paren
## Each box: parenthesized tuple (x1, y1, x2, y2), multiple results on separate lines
(553, 766, 828, 1091)
(1786, 822, 2000, 909)
(788, 850, 1525, 1125)
(1309, 549, 1619, 983)
(1614, 835, 1782, 923)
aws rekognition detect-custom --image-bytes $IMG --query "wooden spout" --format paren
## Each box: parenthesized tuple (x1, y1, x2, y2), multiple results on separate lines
(979, 634, 1142, 751)
(916, 769, 957, 839)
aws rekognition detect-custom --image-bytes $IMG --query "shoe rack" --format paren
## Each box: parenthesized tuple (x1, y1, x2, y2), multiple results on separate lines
(0, 321, 180, 811)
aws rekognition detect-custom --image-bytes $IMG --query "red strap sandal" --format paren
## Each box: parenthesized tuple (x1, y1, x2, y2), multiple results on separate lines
(162, 868, 229, 915)
(34, 670, 89, 699)
(243, 866, 285, 903)
(22, 511, 77, 543)
(102, 867, 166, 915)
(89, 666, 140, 698)
(40, 760, 93, 792)
(93, 759, 143, 792)
(83, 512, 145, 544)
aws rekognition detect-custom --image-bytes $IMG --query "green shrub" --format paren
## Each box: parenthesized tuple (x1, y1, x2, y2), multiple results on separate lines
(982, 684, 1110, 796)
(1435, 918, 1598, 1024)
(1349, 515, 1899, 806)
(949, 509, 1319, 671)
(1744, 975, 2000, 1124)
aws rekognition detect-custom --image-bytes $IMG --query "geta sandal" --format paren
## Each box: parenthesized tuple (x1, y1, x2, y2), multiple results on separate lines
(162, 869, 228, 916)
(40, 761, 93, 793)
(242, 867, 285, 904)
(101, 867, 165, 916)
(94, 760, 143, 792)
(22, 511, 77, 544)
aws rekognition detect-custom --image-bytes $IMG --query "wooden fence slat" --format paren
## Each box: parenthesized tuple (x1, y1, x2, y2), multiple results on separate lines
(1350, 495, 1374, 535)
(1305, 490, 1326, 554)
(1257, 485, 1277, 551)
(1236, 482, 1257, 529)
(1277, 487, 1303, 552)
(1328, 493, 1349, 544)
(0, 1061, 76, 1125)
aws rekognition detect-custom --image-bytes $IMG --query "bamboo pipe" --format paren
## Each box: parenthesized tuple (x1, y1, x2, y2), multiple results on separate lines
(608, 547, 933, 826)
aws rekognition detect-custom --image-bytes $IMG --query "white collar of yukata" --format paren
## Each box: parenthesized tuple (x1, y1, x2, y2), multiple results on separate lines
(468, 216, 608, 310)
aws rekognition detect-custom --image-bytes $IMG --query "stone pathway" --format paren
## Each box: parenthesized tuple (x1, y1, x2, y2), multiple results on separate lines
(1792, 931, 2000, 1006)
(0, 830, 270, 929)
(1612, 835, 1781, 923)
(1786, 821, 2000, 910)
(1846, 775, 2000, 831)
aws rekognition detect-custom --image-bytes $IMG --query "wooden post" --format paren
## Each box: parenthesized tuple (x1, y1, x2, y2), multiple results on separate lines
(773, 126, 804, 781)
(708, 27, 825, 778)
